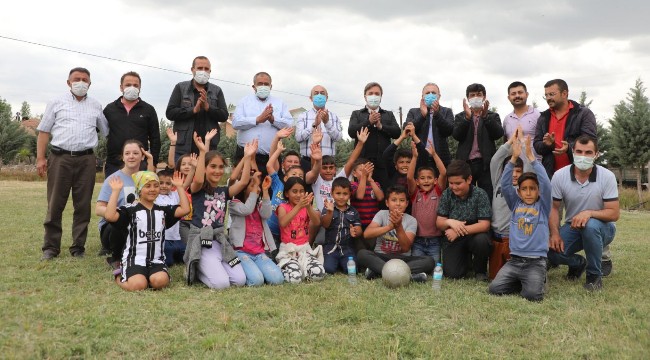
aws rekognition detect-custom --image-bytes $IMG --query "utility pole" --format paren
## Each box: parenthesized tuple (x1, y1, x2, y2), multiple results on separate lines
(398, 106, 403, 128)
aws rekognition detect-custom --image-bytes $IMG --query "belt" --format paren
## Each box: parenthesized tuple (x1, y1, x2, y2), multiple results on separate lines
(51, 147, 94, 156)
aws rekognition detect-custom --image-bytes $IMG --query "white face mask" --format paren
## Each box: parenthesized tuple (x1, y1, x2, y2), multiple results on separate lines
(468, 97, 484, 109)
(256, 85, 271, 99)
(123, 86, 140, 101)
(366, 95, 381, 109)
(573, 155, 595, 171)
(70, 81, 89, 97)
(194, 70, 210, 85)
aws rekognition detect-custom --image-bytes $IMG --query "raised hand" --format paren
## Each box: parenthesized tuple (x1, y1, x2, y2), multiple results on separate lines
(365, 162, 375, 180)
(262, 175, 272, 191)
(109, 176, 124, 192)
(511, 135, 522, 160)
(141, 147, 153, 160)
(193, 131, 207, 152)
(189, 153, 198, 168)
(311, 127, 323, 145)
(323, 198, 334, 212)
(404, 122, 415, 138)
(166, 128, 178, 143)
(205, 128, 218, 144)
(276, 127, 294, 139)
(411, 141, 419, 158)
(357, 127, 370, 143)
(524, 135, 535, 162)
(463, 98, 472, 120)
(244, 138, 259, 157)
(171, 171, 185, 188)
(277, 140, 286, 153)
(426, 139, 436, 158)
(310, 142, 322, 161)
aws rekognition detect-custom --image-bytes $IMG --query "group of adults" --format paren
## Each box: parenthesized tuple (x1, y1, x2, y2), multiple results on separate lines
(37, 56, 616, 286)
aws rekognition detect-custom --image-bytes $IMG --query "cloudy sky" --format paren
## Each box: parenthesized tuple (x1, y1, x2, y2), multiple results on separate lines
(1, 0, 649, 137)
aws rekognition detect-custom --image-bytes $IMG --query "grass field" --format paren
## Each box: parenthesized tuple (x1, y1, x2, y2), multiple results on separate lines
(1, 180, 649, 359)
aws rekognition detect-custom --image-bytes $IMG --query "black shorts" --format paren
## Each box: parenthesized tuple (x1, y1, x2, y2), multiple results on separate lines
(122, 263, 169, 283)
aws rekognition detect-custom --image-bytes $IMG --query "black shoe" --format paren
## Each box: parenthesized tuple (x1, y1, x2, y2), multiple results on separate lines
(566, 256, 587, 281)
(601, 260, 613, 277)
(411, 273, 427, 283)
(365, 268, 380, 280)
(475, 273, 488, 282)
(71, 251, 85, 258)
(106, 257, 120, 270)
(40, 251, 57, 261)
(97, 248, 111, 256)
(584, 275, 603, 291)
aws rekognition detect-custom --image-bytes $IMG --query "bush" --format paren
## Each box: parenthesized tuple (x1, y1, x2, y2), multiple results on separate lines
(618, 187, 650, 210)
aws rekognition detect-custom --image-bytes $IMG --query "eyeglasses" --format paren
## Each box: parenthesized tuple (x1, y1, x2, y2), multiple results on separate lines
(543, 92, 558, 100)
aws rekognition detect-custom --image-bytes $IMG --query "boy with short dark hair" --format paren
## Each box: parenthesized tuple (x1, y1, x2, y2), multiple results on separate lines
(358, 185, 435, 282)
(350, 158, 384, 231)
(436, 159, 492, 281)
(320, 177, 363, 274)
(489, 135, 551, 301)
(155, 169, 186, 266)
(381, 123, 427, 191)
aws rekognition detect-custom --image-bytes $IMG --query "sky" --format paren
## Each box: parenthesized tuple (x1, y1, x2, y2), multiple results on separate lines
(1, 0, 649, 138)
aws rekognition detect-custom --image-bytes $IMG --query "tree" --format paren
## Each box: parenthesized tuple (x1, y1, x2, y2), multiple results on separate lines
(158, 118, 171, 166)
(20, 101, 31, 119)
(577, 91, 614, 166)
(216, 133, 237, 166)
(609, 78, 650, 201)
(0, 98, 30, 165)
(334, 138, 354, 168)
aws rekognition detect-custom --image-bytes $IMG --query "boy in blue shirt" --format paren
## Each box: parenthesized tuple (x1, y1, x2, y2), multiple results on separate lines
(488, 134, 551, 301)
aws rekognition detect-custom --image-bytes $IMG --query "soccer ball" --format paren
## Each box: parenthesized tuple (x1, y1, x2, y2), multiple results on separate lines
(381, 259, 411, 288)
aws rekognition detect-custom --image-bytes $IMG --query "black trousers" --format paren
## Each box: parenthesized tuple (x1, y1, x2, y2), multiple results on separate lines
(442, 232, 492, 279)
(467, 158, 493, 203)
(357, 250, 435, 275)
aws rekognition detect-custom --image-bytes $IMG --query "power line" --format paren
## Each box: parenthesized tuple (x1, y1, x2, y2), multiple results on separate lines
(0, 34, 373, 109)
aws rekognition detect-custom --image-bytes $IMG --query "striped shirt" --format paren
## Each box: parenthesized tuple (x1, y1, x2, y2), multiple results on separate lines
(295, 108, 342, 157)
(350, 181, 381, 226)
(37, 92, 109, 151)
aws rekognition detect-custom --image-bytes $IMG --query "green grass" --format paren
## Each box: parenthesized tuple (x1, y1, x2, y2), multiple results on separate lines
(1, 180, 649, 359)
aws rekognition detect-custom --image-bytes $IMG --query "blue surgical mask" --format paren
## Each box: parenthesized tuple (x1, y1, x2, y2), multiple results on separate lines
(366, 95, 381, 109)
(313, 94, 327, 108)
(424, 93, 438, 106)
(256, 85, 271, 99)
(573, 155, 595, 171)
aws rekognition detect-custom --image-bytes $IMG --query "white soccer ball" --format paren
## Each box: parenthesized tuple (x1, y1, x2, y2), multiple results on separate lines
(381, 259, 411, 288)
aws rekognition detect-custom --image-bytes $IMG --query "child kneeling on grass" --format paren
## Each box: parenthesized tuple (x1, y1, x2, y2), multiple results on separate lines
(105, 171, 190, 291)
(488, 135, 551, 301)
(229, 171, 284, 286)
(155, 169, 186, 267)
(276, 177, 325, 283)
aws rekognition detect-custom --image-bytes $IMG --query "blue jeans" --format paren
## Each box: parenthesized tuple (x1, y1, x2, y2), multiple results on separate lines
(489, 256, 547, 301)
(323, 244, 356, 274)
(411, 236, 442, 265)
(236, 251, 284, 286)
(164, 240, 186, 267)
(548, 219, 616, 277)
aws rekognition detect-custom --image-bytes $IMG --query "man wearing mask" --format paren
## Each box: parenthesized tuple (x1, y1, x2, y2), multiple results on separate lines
(348, 82, 401, 187)
(232, 71, 293, 176)
(547, 136, 618, 291)
(37, 67, 109, 260)
(103, 71, 160, 178)
(405, 82, 454, 170)
(295, 85, 342, 173)
(453, 83, 504, 202)
(166, 56, 228, 162)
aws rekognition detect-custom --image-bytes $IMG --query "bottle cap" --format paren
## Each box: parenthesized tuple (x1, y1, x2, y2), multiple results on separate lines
(348, 256, 354, 260)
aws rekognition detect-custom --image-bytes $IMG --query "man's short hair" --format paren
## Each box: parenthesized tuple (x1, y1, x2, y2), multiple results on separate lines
(192, 56, 209, 68)
(157, 168, 174, 178)
(120, 71, 141, 85)
(386, 185, 409, 199)
(466, 83, 486, 98)
(507, 81, 527, 93)
(394, 148, 412, 164)
(517, 172, 539, 187)
(332, 177, 351, 191)
(446, 159, 472, 180)
(282, 150, 300, 162)
(544, 79, 568, 93)
(253, 71, 272, 84)
(364, 82, 383, 95)
(575, 135, 598, 153)
(322, 155, 336, 165)
(422, 82, 439, 93)
(69, 67, 90, 77)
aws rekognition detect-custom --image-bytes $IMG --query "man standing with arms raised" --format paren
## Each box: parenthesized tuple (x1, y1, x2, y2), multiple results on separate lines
(37, 67, 109, 260)
(166, 56, 229, 162)
(232, 71, 293, 176)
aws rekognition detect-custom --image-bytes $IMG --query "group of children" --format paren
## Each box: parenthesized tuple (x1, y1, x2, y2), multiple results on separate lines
(100, 122, 553, 302)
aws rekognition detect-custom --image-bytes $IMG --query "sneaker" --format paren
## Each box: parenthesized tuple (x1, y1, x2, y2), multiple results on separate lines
(566, 256, 587, 281)
(106, 257, 120, 271)
(584, 275, 603, 291)
(71, 251, 85, 258)
(475, 273, 488, 282)
(97, 248, 111, 256)
(411, 273, 427, 283)
(365, 268, 380, 280)
(601, 260, 613, 277)
(40, 251, 57, 261)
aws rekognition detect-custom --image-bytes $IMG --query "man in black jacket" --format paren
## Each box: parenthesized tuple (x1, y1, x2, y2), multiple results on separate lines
(166, 56, 228, 162)
(453, 83, 504, 202)
(405, 82, 454, 171)
(103, 71, 160, 177)
(348, 82, 401, 188)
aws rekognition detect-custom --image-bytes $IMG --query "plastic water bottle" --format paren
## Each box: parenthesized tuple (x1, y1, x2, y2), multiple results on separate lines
(347, 257, 357, 285)
(432, 263, 443, 291)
